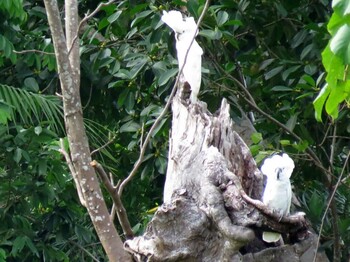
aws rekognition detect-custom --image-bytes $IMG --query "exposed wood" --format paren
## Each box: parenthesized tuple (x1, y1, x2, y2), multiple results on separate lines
(124, 82, 326, 261)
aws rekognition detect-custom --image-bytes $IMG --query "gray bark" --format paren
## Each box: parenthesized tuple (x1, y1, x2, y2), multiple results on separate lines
(124, 82, 327, 261)
(43, 1, 131, 261)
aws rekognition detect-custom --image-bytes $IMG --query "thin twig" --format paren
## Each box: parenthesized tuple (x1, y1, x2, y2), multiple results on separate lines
(109, 172, 116, 221)
(117, 0, 211, 197)
(241, 93, 328, 174)
(68, 0, 117, 55)
(13, 49, 55, 55)
(211, 57, 329, 176)
(313, 151, 350, 262)
(91, 160, 134, 239)
(318, 123, 331, 147)
(324, 124, 340, 262)
(69, 240, 100, 262)
(82, 84, 94, 110)
(90, 135, 117, 156)
(139, 123, 145, 149)
(59, 138, 86, 207)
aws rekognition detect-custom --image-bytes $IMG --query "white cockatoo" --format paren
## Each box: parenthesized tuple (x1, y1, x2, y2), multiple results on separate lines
(161, 10, 203, 103)
(261, 153, 295, 243)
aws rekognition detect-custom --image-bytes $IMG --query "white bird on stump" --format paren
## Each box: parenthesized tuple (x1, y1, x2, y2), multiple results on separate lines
(261, 153, 295, 243)
(161, 10, 203, 103)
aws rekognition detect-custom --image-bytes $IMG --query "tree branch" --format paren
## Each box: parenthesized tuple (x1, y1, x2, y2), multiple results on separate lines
(44, 0, 131, 260)
(90, 135, 117, 156)
(209, 54, 331, 179)
(91, 160, 134, 239)
(69, 240, 100, 262)
(240, 190, 306, 226)
(59, 138, 86, 207)
(13, 49, 55, 55)
(313, 151, 350, 262)
(68, 0, 117, 55)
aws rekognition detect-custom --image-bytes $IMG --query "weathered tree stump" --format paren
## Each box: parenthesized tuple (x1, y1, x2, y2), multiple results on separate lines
(124, 84, 328, 261)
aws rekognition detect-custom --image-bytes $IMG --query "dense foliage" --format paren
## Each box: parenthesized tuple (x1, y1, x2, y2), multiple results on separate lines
(0, 0, 349, 261)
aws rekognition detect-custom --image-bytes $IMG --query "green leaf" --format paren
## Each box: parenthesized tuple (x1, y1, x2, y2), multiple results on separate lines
(322, 44, 343, 87)
(313, 84, 331, 122)
(325, 81, 347, 119)
(251, 132, 262, 144)
(282, 65, 301, 81)
(117, 88, 129, 108)
(124, 91, 135, 111)
(155, 156, 167, 174)
(309, 191, 324, 220)
(292, 140, 309, 152)
(199, 29, 222, 40)
(0, 100, 13, 124)
(24, 236, 39, 257)
(330, 24, 350, 64)
(151, 118, 168, 137)
(271, 86, 293, 91)
(120, 120, 140, 133)
(158, 68, 178, 86)
(216, 11, 229, 26)
(11, 236, 26, 257)
(286, 114, 298, 131)
(107, 10, 122, 23)
(280, 140, 291, 146)
(332, 0, 350, 16)
(264, 65, 284, 80)
(0, 248, 6, 261)
(223, 19, 242, 26)
(259, 59, 275, 71)
(300, 44, 314, 60)
(13, 147, 22, 163)
(34, 126, 42, 135)
(24, 77, 39, 92)
(130, 10, 153, 28)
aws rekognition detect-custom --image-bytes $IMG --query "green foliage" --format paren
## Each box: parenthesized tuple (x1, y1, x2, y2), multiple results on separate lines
(0, 123, 106, 261)
(0, 84, 64, 133)
(314, 0, 350, 121)
(0, 0, 349, 261)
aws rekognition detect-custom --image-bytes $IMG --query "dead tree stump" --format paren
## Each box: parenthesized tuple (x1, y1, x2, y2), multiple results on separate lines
(124, 84, 328, 262)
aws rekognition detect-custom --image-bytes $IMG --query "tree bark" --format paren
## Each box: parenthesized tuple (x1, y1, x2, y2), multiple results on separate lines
(43, 1, 131, 261)
(124, 82, 327, 261)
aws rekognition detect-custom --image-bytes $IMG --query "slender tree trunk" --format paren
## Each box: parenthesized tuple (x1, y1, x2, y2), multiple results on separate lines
(43, 1, 131, 261)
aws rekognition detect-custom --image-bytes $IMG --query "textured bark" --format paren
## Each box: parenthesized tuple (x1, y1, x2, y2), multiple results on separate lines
(44, 1, 131, 261)
(124, 82, 327, 261)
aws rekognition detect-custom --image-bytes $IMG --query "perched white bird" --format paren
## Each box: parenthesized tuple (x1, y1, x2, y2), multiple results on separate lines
(161, 10, 203, 103)
(261, 153, 295, 243)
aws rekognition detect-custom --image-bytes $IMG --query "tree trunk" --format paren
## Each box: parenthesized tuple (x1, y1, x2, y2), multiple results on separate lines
(43, 1, 131, 261)
(124, 82, 328, 262)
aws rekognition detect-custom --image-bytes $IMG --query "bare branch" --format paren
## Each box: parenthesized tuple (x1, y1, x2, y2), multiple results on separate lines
(313, 149, 350, 262)
(91, 160, 134, 239)
(13, 49, 55, 55)
(90, 135, 117, 156)
(109, 172, 116, 221)
(117, 0, 211, 198)
(68, 0, 117, 55)
(69, 240, 100, 262)
(59, 138, 86, 207)
(209, 52, 330, 179)
(240, 190, 306, 226)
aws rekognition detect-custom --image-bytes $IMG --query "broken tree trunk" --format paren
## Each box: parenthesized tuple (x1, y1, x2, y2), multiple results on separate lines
(124, 83, 327, 262)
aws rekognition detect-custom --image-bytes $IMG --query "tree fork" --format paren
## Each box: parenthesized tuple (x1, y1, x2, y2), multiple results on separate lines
(43, 0, 131, 260)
